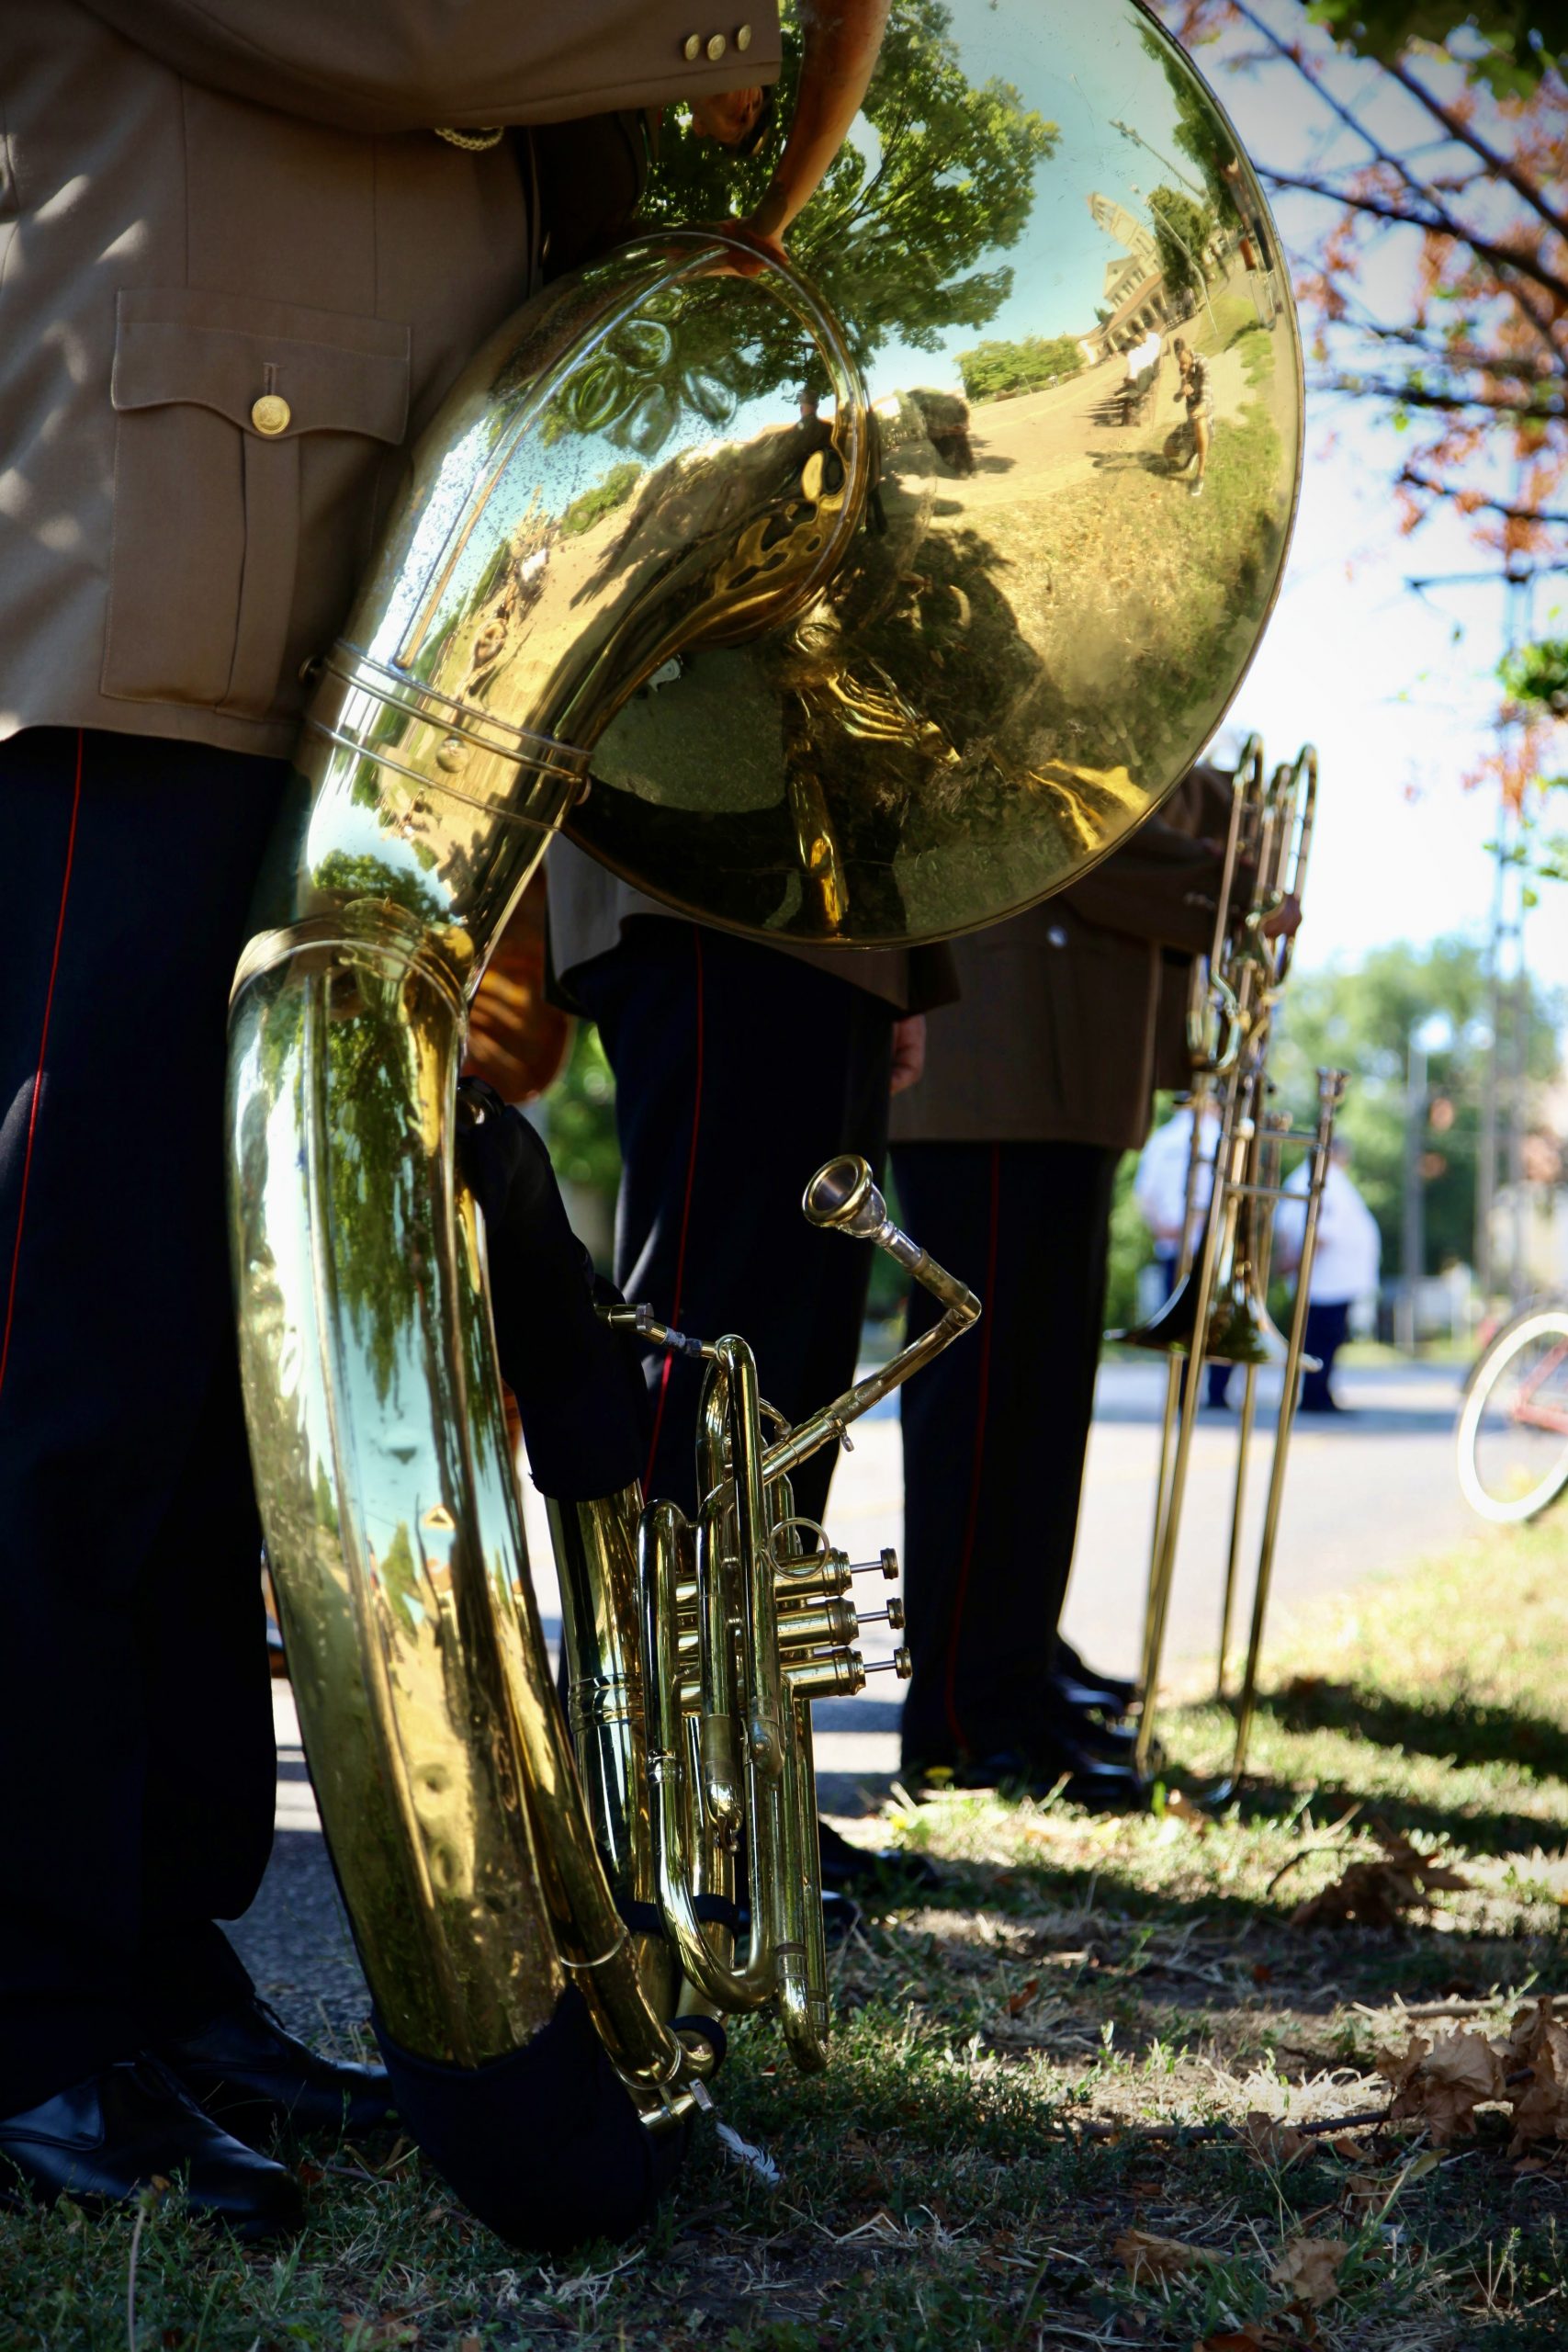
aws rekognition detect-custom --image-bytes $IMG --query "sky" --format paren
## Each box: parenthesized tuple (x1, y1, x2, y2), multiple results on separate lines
(1173, 7, 1568, 1023)
(845, 1, 1567, 1019)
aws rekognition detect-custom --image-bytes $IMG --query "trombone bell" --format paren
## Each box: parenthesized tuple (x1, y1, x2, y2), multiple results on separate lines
(1116, 1254, 1314, 1371)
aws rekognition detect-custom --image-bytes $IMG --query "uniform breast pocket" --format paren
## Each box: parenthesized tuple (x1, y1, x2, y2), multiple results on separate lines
(103, 288, 410, 721)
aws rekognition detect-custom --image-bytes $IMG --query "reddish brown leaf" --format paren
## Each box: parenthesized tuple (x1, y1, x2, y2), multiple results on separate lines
(1269, 2234, 1350, 2309)
(1493, 1996, 1568, 2154)
(1378, 2027, 1506, 2143)
(1292, 1829, 1471, 1931)
(1006, 1977, 1041, 2018)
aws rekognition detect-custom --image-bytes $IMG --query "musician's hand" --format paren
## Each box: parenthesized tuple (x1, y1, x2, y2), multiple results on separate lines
(1262, 892, 1303, 941)
(739, 0, 890, 254)
(889, 1014, 926, 1096)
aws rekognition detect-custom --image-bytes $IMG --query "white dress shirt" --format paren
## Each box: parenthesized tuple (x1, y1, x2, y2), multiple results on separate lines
(1273, 1159, 1382, 1306)
(1134, 1104, 1221, 1253)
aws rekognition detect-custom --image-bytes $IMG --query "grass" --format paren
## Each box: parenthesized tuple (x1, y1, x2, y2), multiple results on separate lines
(6, 1521, 1568, 2349)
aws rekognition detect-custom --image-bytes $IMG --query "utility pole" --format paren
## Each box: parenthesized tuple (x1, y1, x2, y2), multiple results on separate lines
(1401, 1029, 1428, 1353)
(1477, 797, 1505, 1303)
(1406, 560, 1540, 1315)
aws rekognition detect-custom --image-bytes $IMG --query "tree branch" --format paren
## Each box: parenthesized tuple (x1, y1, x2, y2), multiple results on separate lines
(1399, 469, 1568, 527)
(1265, 169, 1568, 319)
(1320, 374, 1565, 417)
(1381, 52, 1568, 246)
(1220, 2, 1568, 351)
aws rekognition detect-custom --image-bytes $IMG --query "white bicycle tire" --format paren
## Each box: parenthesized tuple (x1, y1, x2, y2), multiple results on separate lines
(1456, 1306, 1568, 1524)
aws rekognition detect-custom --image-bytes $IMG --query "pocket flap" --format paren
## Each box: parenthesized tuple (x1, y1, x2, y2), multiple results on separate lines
(112, 288, 410, 444)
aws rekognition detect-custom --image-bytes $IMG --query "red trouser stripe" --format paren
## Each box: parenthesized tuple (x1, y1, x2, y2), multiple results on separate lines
(644, 924, 706, 1491)
(0, 730, 84, 1407)
(941, 1142, 1001, 1756)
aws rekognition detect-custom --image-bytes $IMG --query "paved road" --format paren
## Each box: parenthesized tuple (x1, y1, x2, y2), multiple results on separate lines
(231, 1356, 1473, 2030)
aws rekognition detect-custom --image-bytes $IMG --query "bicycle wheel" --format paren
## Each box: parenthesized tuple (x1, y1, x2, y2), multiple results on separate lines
(1456, 1306, 1568, 1524)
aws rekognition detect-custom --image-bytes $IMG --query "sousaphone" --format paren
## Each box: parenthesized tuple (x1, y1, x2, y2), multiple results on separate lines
(225, 0, 1303, 2248)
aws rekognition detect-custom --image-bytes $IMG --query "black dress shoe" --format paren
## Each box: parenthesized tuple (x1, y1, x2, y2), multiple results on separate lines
(818, 1818, 940, 1896)
(1054, 1642, 1136, 1713)
(159, 1998, 395, 2143)
(0, 2058, 303, 2241)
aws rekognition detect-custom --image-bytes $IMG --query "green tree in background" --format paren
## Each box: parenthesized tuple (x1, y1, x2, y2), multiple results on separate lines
(640, 0, 1057, 390)
(540, 1023, 620, 1204)
(957, 334, 1085, 401)
(1146, 184, 1216, 300)
(1496, 636, 1568, 887)
(1307, 1, 1567, 95)
(1266, 937, 1563, 1276)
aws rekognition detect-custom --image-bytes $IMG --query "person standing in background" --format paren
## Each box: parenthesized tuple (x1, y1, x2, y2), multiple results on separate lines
(1133, 1096, 1233, 1409)
(889, 782, 1234, 1808)
(1274, 1139, 1382, 1414)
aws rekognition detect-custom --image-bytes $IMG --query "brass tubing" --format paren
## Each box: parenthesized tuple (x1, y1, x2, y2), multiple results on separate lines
(778, 1699, 829, 2071)
(1215, 1069, 1347, 1795)
(229, 916, 691, 2121)
(1214, 1363, 1258, 1702)
(766, 1157, 980, 1487)
(1142, 1085, 1213, 1625)
(549, 1487, 676, 2018)
(641, 1501, 773, 2011)
(1133, 1065, 1248, 1778)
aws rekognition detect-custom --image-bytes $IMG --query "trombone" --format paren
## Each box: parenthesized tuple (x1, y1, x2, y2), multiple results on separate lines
(1115, 744, 1348, 1792)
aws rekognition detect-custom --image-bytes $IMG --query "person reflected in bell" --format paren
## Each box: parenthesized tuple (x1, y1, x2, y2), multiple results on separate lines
(1119, 325, 1162, 424)
(1171, 336, 1213, 496)
(889, 775, 1235, 1809)
(0, 0, 809, 2243)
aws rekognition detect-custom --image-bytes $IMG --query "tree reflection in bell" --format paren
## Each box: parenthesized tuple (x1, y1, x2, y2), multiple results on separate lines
(575, 0, 1303, 945)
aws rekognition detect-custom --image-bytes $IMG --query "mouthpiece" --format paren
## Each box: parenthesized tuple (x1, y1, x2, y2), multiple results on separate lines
(802, 1155, 884, 1239)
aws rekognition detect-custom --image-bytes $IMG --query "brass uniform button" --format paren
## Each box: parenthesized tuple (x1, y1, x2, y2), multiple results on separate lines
(736, 22, 752, 50)
(682, 32, 701, 60)
(706, 32, 727, 59)
(251, 393, 290, 436)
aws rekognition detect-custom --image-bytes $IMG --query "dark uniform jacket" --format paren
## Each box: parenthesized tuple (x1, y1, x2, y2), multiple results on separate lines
(890, 784, 1231, 1152)
(0, 1, 779, 758)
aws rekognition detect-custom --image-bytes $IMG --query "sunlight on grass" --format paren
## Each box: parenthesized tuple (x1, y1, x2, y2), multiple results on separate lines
(6, 1524, 1567, 2346)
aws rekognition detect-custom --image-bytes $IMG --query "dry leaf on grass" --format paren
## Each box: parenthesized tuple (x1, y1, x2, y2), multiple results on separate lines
(1291, 1827, 1471, 1930)
(1240, 2110, 1308, 2169)
(1378, 2026, 1506, 2143)
(1269, 2234, 1350, 2309)
(1494, 1996, 1568, 2155)
(1114, 2227, 1224, 2283)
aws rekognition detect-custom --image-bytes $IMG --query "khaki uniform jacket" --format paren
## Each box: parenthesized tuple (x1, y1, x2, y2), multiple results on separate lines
(0, 1, 779, 759)
(889, 808, 1227, 1154)
(546, 838, 959, 1015)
